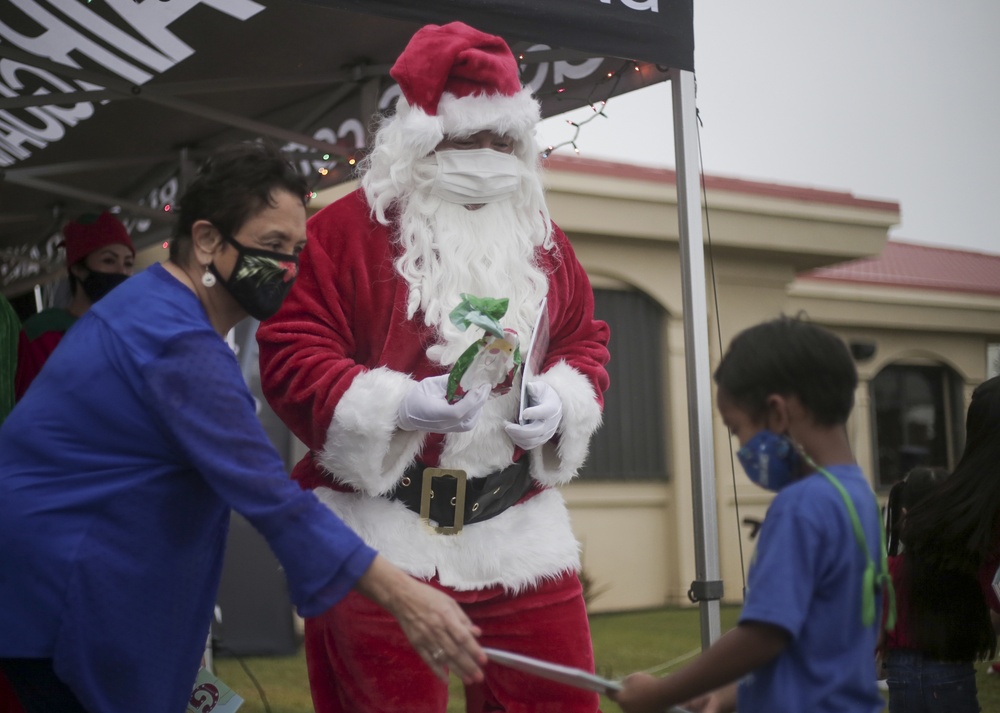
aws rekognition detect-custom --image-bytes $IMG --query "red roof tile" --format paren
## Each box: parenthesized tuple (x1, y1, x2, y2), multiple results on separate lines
(541, 154, 900, 213)
(801, 241, 1000, 297)
(541, 155, 998, 296)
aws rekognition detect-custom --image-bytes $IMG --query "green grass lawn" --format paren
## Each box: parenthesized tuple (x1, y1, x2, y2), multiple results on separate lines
(214, 605, 1000, 712)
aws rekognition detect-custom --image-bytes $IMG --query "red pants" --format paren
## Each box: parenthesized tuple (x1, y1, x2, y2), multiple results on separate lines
(0, 670, 24, 713)
(0, 671, 25, 713)
(305, 570, 601, 713)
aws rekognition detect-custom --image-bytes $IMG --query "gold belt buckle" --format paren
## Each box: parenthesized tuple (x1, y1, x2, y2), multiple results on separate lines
(420, 468, 467, 535)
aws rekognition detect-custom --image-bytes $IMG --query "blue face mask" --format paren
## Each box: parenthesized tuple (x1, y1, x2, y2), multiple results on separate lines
(737, 430, 802, 492)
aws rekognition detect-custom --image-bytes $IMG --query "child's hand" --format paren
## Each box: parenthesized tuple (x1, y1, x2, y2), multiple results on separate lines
(608, 672, 666, 713)
(682, 682, 738, 713)
(875, 649, 887, 680)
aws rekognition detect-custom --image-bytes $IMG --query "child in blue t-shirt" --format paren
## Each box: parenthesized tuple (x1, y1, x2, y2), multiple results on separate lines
(611, 316, 893, 713)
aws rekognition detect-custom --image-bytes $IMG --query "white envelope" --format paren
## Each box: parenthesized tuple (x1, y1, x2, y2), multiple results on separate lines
(484, 647, 694, 713)
(484, 646, 621, 694)
(518, 299, 550, 424)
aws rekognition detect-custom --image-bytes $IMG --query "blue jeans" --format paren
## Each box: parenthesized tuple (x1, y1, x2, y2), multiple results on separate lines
(885, 649, 980, 713)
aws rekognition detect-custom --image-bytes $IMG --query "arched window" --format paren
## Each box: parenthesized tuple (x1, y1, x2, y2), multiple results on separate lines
(870, 362, 964, 490)
(580, 287, 668, 481)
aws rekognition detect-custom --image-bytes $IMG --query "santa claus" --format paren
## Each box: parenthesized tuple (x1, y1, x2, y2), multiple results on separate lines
(258, 21, 610, 713)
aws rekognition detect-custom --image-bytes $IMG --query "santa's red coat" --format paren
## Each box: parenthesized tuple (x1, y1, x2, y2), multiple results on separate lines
(258, 188, 610, 592)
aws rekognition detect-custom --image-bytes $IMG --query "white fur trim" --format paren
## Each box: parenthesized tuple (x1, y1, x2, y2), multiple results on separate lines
(392, 88, 540, 157)
(528, 361, 603, 486)
(314, 486, 580, 592)
(390, 99, 444, 159)
(438, 89, 540, 140)
(318, 367, 426, 496)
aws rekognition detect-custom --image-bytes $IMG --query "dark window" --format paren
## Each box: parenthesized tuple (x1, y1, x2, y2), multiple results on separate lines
(579, 288, 668, 481)
(871, 363, 964, 490)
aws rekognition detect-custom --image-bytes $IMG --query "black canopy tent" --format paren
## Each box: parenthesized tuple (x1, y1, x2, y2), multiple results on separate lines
(0, 0, 679, 293)
(0, 0, 723, 648)
(298, 0, 694, 71)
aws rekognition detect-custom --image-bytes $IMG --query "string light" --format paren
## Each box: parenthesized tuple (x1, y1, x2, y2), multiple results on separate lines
(163, 204, 171, 212)
(540, 101, 608, 159)
(535, 59, 642, 159)
(162, 241, 169, 249)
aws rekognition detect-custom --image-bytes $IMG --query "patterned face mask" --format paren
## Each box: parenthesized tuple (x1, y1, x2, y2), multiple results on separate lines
(209, 234, 298, 321)
(736, 430, 803, 492)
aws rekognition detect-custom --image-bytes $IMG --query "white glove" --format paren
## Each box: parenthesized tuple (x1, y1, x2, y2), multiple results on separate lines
(397, 374, 491, 433)
(505, 381, 563, 450)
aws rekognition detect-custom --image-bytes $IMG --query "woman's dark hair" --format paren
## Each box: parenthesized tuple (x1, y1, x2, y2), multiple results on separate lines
(713, 315, 857, 426)
(902, 375, 1000, 569)
(885, 466, 949, 557)
(170, 141, 308, 261)
(897, 375, 1000, 661)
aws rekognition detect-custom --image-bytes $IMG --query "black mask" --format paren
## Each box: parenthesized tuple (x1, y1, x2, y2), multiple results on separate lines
(81, 269, 129, 303)
(209, 234, 299, 321)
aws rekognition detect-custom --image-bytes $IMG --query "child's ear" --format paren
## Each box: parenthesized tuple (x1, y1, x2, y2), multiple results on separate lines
(764, 394, 792, 433)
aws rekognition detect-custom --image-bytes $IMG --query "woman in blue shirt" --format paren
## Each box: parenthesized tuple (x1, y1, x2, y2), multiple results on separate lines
(0, 143, 485, 713)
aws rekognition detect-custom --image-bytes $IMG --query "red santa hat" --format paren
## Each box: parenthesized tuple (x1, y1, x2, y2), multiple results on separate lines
(62, 211, 135, 267)
(388, 22, 540, 154)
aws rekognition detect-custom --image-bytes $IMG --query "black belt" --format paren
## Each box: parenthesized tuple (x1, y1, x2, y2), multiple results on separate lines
(388, 458, 536, 534)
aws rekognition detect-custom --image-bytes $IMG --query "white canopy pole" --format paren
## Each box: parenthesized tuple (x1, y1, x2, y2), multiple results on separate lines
(669, 68, 723, 649)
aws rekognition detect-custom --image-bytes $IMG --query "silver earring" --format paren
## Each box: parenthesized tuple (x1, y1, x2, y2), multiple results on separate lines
(201, 266, 216, 288)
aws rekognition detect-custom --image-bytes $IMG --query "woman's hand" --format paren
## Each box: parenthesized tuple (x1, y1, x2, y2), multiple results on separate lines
(354, 555, 486, 684)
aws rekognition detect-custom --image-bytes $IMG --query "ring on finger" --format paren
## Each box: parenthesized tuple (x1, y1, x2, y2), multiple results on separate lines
(431, 648, 446, 662)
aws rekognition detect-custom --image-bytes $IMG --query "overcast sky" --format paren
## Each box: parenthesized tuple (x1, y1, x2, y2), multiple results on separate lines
(536, 0, 1000, 255)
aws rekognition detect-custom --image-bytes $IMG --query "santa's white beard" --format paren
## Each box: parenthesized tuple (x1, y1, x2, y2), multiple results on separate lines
(394, 180, 550, 367)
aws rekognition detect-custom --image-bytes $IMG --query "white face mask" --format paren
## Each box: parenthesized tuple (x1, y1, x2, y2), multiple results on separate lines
(431, 148, 521, 205)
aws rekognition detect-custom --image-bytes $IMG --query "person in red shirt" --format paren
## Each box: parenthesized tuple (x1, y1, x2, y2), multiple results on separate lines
(883, 376, 1000, 713)
(878, 468, 949, 674)
(0, 295, 16, 424)
(14, 211, 135, 401)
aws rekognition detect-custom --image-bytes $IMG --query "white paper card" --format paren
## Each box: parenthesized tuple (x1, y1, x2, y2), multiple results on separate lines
(518, 299, 550, 424)
(483, 648, 693, 712)
(186, 667, 244, 713)
(485, 647, 621, 694)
